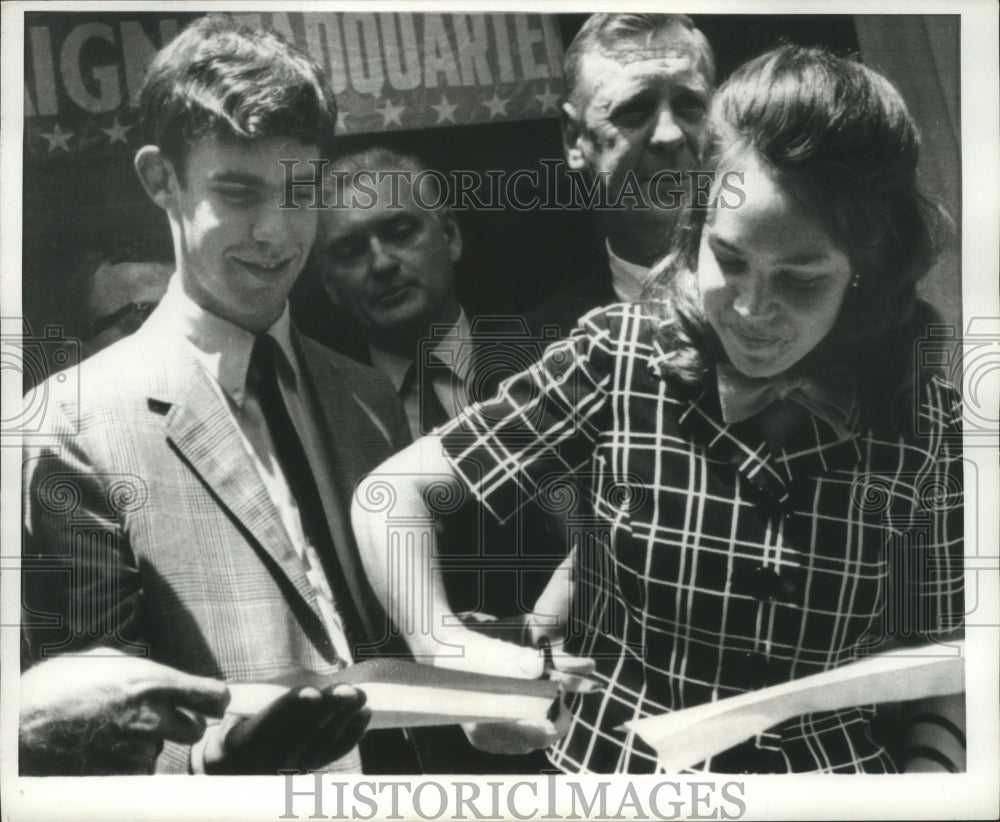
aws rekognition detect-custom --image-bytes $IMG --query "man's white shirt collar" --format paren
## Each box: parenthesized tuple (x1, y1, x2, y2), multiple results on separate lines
(155, 274, 298, 407)
(606, 239, 653, 302)
(368, 308, 473, 390)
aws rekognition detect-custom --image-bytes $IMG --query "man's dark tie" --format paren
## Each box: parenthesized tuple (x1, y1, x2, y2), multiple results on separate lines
(249, 333, 363, 652)
(405, 360, 451, 434)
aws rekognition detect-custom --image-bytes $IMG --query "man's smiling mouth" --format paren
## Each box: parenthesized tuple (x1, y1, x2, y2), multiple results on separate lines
(231, 255, 296, 276)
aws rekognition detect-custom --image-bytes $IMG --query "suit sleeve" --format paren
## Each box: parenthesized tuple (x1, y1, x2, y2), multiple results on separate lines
(23, 397, 219, 774)
(22, 401, 146, 665)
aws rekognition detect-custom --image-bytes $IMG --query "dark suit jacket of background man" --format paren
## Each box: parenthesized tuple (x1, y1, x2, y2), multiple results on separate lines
(21, 302, 421, 773)
(524, 247, 618, 341)
(315, 311, 575, 774)
(316, 310, 570, 619)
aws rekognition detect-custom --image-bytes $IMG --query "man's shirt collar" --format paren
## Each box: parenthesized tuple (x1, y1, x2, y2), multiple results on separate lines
(157, 275, 297, 407)
(606, 239, 653, 302)
(368, 308, 472, 391)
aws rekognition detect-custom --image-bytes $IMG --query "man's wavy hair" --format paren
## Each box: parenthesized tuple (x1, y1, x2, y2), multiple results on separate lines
(138, 15, 338, 180)
(646, 44, 951, 435)
(563, 13, 715, 104)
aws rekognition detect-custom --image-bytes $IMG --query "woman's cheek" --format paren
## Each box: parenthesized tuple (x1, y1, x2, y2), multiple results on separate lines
(699, 279, 731, 329)
(782, 286, 849, 341)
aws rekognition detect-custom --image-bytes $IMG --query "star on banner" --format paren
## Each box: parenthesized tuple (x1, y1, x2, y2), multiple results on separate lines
(431, 94, 459, 125)
(374, 98, 406, 128)
(482, 92, 510, 119)
(102, 118, 133, 145)
(534, 84, 560, 113)
(41, 124, 73, 152)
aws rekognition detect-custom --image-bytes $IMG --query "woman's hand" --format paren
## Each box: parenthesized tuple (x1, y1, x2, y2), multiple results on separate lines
(431, 629, 596, 755)
(461, 710, 571, 756)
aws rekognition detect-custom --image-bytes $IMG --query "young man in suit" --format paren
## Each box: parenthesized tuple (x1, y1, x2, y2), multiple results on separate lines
(528, 13, 716, 336)
(22, 16, 414, 775)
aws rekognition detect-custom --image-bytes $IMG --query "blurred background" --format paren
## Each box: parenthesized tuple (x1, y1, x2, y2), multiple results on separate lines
(20, 11, 961, 363)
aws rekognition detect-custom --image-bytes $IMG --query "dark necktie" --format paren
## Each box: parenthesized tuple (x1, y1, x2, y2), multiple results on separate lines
(249, 334, 363, 652)
(405, 359, 451, 434)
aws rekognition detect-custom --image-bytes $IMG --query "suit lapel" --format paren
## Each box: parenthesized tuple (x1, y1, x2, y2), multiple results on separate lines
(150, 346, 327, 627)
(295, 335, 384, 645)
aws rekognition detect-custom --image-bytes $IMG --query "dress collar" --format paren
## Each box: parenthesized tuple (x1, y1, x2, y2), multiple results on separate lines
(716, 362, 860, 440)
(645, 327, 863, 505)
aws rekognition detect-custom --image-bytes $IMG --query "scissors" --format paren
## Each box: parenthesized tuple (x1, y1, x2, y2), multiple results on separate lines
(537, 636, 603, 697)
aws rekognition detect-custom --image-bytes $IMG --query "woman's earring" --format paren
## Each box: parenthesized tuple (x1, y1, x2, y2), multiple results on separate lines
(850, 272, 861, 289)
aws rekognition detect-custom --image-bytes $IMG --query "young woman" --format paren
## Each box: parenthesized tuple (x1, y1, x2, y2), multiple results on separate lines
(352, 45, 965, 774)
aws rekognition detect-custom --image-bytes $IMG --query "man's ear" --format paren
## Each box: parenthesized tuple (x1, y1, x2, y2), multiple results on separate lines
(318, 267, 343, 307)
(561, 102, 587, 171)
(313, 224, 343, 306)
(440, 209, 463, 264)
(134, 146, 179, 212)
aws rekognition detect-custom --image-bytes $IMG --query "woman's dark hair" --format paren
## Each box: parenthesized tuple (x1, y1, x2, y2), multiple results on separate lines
(138, 14, 338, 180)
(648, 44, 951, 435)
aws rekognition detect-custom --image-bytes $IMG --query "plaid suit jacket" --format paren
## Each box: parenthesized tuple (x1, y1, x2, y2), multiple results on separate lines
(21, 305, 411, 773)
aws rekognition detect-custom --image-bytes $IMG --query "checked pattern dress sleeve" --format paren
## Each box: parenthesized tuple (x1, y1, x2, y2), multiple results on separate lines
(437, 307, 627, 525)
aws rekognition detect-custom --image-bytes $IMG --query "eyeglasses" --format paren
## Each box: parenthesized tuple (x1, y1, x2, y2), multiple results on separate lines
(88, 301, 160, 339)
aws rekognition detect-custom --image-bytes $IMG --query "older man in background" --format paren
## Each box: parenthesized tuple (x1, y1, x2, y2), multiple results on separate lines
(76, 238, 173, 357)
(319, 148, 567, 771)
(529, 13, 716, 335)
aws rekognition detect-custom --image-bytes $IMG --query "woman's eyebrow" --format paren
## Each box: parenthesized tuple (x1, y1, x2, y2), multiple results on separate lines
(708, 233, 833, 266)
(776, 251, 832, 266)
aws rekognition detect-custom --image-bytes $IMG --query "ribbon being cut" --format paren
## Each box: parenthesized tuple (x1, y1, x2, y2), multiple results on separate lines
(226, 659, 560, 729)
(623, 641, 965, 772)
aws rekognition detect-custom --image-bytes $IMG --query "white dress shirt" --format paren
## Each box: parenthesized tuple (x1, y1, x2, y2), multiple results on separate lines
(369, 309, 473, 439)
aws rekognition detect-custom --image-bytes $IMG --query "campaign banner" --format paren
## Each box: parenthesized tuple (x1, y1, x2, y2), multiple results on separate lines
(23, 11, 566, 160)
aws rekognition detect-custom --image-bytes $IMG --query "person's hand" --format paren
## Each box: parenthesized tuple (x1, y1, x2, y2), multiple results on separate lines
(202, 684, 370, 775)
(457, 611, 534, 645)
(462, 708, 571, 755)
(432, 630, 595, 756)
(19, 650, 230, 775)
